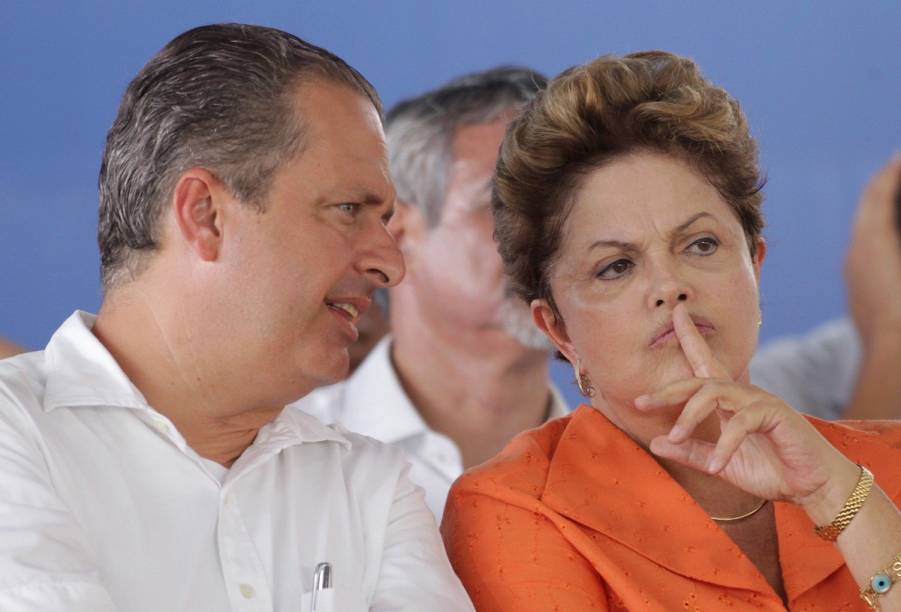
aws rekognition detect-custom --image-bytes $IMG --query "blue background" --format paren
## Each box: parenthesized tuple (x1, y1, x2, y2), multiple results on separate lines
(1, 1, 898, 406)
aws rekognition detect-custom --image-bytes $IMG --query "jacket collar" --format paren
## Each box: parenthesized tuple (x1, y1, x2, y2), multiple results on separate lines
(541, 405, 769, 592)
(540, 406, 901, 599)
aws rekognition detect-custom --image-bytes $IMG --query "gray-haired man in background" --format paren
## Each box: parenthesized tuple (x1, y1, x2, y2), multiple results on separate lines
(300, 67, 569, 519)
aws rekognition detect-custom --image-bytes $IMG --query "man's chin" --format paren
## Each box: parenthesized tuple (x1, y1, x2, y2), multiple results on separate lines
(302, 351, 351, 392)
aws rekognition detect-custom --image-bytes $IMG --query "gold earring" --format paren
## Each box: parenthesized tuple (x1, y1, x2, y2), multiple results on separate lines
(575, 360, 596, 398)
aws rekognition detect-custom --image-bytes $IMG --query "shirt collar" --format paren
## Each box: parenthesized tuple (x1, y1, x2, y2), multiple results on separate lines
(339, 336, 570, 444)
(43, 311, 150, 412)
(340, 336, 429, 443)
(269, 406, 352, 450)
(41, 311, 352, 457)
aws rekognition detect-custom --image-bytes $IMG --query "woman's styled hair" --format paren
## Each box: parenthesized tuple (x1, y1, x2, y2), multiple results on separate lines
(492, 51, 765, 307)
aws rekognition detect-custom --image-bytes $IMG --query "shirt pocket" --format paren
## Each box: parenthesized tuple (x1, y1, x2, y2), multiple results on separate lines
(300, 587, 368, 612)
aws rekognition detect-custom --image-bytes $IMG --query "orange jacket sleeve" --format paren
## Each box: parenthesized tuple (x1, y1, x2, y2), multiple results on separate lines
(442, 486, 609, 611)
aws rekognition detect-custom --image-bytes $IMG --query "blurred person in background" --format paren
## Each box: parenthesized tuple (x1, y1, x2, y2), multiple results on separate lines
(300, 67, 570, 519)
(752, 156, 901, 420)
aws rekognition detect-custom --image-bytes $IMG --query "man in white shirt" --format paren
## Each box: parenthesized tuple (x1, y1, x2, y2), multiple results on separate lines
(300, 68, 569, 520)
(0, 24, 472, 612)
(751, 156, 901, 420)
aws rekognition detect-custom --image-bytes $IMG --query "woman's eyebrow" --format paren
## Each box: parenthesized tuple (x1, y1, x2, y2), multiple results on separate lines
(673, 211, 716, 235)
(587, 239, 636, 253)
(586, 212, 719, 253)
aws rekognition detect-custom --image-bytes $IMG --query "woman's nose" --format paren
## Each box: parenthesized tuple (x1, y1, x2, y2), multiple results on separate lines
(647, 263, 693, 309)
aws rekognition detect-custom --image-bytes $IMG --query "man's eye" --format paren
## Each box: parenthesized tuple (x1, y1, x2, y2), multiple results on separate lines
(337, 203, 360, 216)
(597, 259, 634, 280)
(687, 237, 719, 255)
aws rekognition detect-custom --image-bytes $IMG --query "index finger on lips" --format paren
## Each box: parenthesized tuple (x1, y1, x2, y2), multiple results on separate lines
(634, 377, 706, 411)
(672, 303, 730, 380)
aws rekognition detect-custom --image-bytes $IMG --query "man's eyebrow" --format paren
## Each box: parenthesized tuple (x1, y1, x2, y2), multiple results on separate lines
(359, 191, 385, 205)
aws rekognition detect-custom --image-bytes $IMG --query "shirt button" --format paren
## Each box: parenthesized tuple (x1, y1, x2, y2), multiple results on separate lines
(239, 583, 255, 599)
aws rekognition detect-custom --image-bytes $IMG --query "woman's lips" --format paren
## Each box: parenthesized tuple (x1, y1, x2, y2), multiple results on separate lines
(649, 317, 715, 349)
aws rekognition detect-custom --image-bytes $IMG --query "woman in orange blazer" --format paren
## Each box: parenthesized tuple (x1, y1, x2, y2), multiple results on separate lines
(441, 51, 901, 611)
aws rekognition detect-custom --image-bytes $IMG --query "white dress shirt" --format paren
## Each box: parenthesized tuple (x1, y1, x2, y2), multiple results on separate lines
(0, 312, 473, 612)
(297, 337, 569, 519)
(751, 318, 861, 420)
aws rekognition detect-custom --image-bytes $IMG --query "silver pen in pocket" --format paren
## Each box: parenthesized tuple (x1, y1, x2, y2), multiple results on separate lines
(311, 562, 332, 612)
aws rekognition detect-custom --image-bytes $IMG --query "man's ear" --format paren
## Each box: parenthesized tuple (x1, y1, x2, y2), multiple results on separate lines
(752, 236, 767, 282)
(171, 169, 225, 262)
(387, 199, 427, 266)
(531, 298, 579, 367)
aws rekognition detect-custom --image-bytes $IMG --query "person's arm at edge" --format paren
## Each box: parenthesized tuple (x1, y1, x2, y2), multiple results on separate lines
(842, 337, 901, 420)
(441, 483, 609, 612)
(843, 156, 901, 420)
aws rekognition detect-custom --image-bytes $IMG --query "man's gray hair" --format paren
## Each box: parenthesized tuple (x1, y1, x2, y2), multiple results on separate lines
(385, 66, 546, 226)
(98, 23, 380, 290)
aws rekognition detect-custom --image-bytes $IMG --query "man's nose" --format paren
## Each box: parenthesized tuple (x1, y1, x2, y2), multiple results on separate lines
(359, 223, 405, 289)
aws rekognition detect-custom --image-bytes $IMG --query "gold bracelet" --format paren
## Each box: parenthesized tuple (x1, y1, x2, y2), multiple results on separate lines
(813, 465, 874, 541)
(860, 552, 901, 610)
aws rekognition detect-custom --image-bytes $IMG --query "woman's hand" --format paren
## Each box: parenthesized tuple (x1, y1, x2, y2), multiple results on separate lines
(634, 302, 859, 519)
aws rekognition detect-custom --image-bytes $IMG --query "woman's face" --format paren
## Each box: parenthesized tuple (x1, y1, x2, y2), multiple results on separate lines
(534, 151, 765, 429)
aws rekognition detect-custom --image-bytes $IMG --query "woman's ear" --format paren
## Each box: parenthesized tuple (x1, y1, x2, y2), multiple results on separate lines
(531, 298, 579, 367)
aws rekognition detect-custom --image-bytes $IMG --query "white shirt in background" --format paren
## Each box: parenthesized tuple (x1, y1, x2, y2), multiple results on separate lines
(297, 337, 569, 519)
(751, 318, 861, 421)
(0, 312, 473, 612)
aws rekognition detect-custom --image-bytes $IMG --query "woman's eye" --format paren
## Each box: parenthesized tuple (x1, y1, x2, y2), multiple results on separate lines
(597, 259, 634, 280)
(687, 237, 718, 255)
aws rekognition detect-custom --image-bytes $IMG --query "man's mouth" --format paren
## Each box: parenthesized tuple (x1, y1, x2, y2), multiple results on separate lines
(326, 301, 360, 322)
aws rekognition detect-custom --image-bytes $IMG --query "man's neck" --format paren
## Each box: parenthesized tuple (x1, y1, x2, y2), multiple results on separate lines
(390, 309, 553, 469)
(93, 286, 279, 467)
